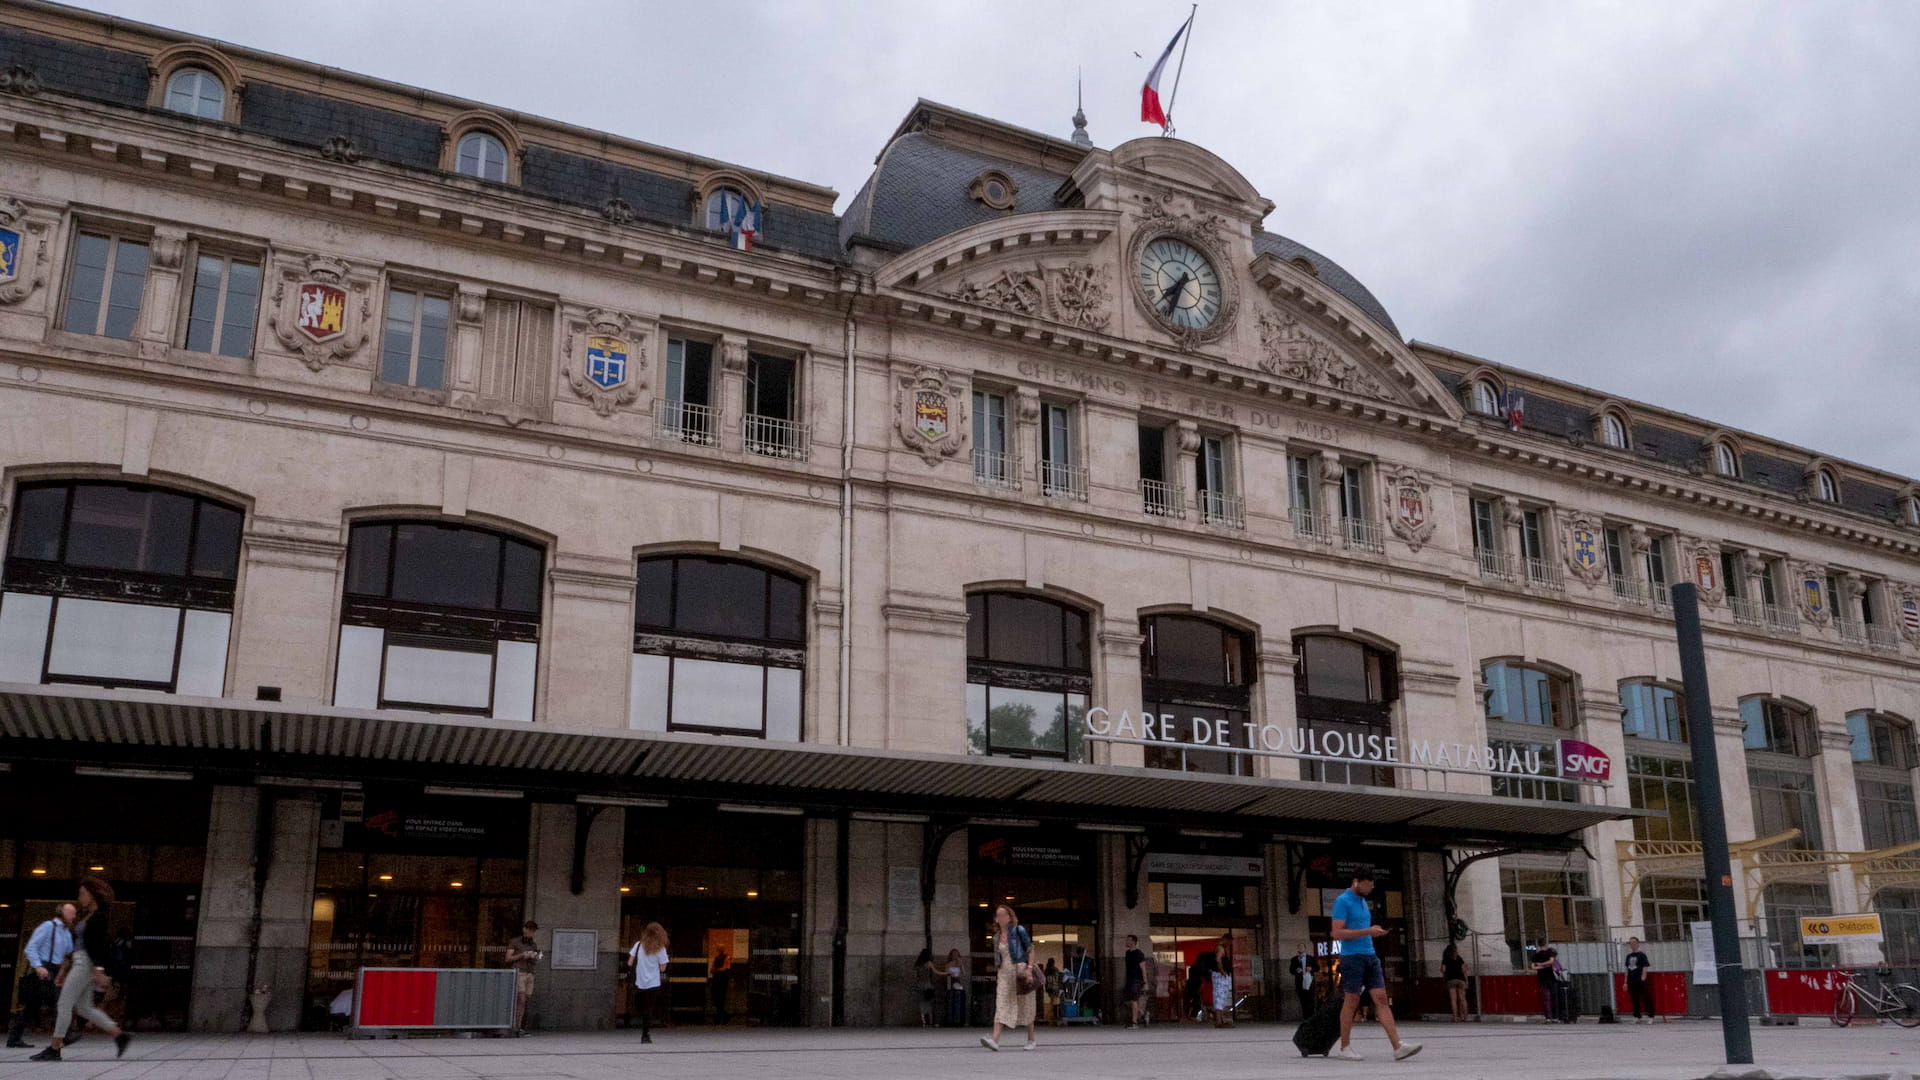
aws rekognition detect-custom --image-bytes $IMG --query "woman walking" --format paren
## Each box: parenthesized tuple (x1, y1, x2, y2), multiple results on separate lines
(1442, 943, 1470, 1022)
(978, 905, 1035, 1051)
(627, 922, 670, 1044)
(914, 948, 939, 1027)
(30, 877, 130, 1062)
(1211, 935, 1235, 1028)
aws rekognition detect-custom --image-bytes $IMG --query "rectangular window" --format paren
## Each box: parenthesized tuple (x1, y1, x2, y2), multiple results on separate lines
(63, 232, 149, 339)
(1340, 465, 1366, 522)
(1604, 526, 1627, 579)
(1499, 865, 1604, 968)
(1471, 498, 1499, 555)
(1721, 550, 1744, 601)
(1627, 753, 1698, 843)
(658, 337, 718, 445)
(1138, 424, 1167, 484)
(1039, 402, 1082, 498)
(743, 352, 808, 459)
(1289, 456, 1316, 515)
(1748, 766, 1825, 850)
(479, 298, 554, 411)
(1138, 423, 1179, 517)
(1196, 436, 1241, 527)
(972, 390, 1012, 487)
(380, 288, 450, 389)
(1520, 509, 1546, 563)
(1759, 558, 1781, 607)
(1862, 580, 1880, 626)
(183, 253, 261, 358)
(1646, 533, 1671, 604)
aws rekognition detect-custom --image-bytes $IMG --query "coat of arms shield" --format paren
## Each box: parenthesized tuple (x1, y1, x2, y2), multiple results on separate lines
(1695, 555, 1717, 593)
(1396, 484, 1426, 531)
(1568, 527, 1600, 572)
(0, 226, 20, 285)
(914, 390, 950, 441)
(586, 336, 628, 391)
(1803, 577, 1824, 615)
(295, 282, 347, 344)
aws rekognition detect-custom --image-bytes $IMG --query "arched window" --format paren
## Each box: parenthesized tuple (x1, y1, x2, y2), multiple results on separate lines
(965, 592, 1090, 761)
(1712, 441, 1740, 479)
(1471, 379, 1501, 417)
(704, 187, 750, 232)
(1482, 661, 1575, 801)
(1850, 711, 1918, 850)
(1815, 468, 1840, 503)
(163, 66, 225, 120)
(1620, 679, 1695, 846)
(1, 479, 241, 694)
(455, 131, 509, 182)
(629, 555, 806, 740)
(1140, 614, 1256, 776)
(1741, 696, 1823, 852)
(334, 521, 544, 720)
(1905, 495, 1920, 527)
(1599, 413, 1630, 449)
(1293, 633, 1398, 786)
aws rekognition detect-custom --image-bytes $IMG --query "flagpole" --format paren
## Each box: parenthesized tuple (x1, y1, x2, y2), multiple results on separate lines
(1164, 4, 1197, 136)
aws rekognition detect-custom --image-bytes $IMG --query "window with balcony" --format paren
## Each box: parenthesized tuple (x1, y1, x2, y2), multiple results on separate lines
(1470, 497, 1507, 579)
(744, 352, 808, 460)
(1288, 454, 1323, 540)
(1483, 661, 1575, 801)
(0, 480, 240, 695)
(1519, 507, 1559, 588)
(629, 556, 805, 741)
(1645, 532, 1673, 607)
(1338, 463, 1382, 553)
(1742, 697, 1823, 850)
(182, 252, 261, 358)
(1138, 422, 1181, 518)
(62, 232, 148, 340)
(659, 337, 717, 445)
(965, 592, 1090, 761)
(1851, 711, 1918, 850)
(972, 390, 1016, 490)
(380, 287, 451, 391)
(1142, 615, 1255, 776)
(1294, 634, 1398, 786)
(333, 521, 543, 721)
(1039, 402, 1084, 499)
(1862, 579, 1900, 650)
(1604, 525, 1637, 599)
(1196, 435, 1241, 528)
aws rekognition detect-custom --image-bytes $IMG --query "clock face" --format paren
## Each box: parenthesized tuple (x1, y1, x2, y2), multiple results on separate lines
(1138, 237, 1223, 330)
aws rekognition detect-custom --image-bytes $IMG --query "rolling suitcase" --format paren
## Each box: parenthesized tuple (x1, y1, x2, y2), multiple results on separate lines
(1293, 998, 1344, 1058)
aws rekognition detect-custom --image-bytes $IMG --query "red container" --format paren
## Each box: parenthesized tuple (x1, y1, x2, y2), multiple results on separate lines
(1477, 973, 1547, 1015)
(1611, 971, 1688, 1015)
(1763, 968, 1847, 1015)
(356, 969, 438, 1027)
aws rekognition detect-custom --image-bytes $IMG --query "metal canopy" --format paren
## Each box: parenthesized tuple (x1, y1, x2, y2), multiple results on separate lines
(0, 683, 1641, 845)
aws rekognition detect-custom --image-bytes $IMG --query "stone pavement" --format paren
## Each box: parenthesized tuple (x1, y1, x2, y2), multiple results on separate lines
(0, 1020, 1915, 1080)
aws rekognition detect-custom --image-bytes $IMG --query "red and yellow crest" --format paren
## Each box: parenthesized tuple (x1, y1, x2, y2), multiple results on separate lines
(295, 282, 347, 343)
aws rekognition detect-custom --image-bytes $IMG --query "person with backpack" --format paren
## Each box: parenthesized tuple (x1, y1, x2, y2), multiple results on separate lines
(978, 904, 1035, 1051)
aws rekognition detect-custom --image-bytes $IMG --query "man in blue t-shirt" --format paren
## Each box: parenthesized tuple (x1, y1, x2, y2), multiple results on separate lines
(1329, 867, 1420, 1062)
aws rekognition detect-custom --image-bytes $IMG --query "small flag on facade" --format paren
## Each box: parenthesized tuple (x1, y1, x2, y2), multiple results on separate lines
(730, 198, 761, 252)
(1503, 388, 1526, 432)
(1140, 11, 1194, 132)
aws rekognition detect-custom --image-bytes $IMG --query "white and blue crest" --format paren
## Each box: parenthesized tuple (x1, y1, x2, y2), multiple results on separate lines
(585, 335, 628, 391)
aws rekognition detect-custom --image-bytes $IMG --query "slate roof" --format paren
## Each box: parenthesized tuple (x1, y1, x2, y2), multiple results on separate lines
(240, 83, 443, 171)
(1252, 232, 1399, 339)
(0, 26, 146, 107)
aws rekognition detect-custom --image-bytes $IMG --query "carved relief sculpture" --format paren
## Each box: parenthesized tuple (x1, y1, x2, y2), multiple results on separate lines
(561, 308, 647, 417)
(1046, 264, 1111, 333)
(949, 267, 1043, 317)
(1561, 511, 1607, 585)
(1681, 537, 1724, 606)
(895, 365, 968, 465)
(0, 196, 49, 306)
(1379, 464, 1438, 552)
(1792, 562, 1830, 625)
(266, 253, 372, 371)
(1897, 584, 1920, 645)
(1256, 310, 1392, 402)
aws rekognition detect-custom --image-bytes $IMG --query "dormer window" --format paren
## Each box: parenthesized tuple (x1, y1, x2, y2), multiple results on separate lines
(1814, 468, 1840, 503)
(455, 131, 509, 182)
(1471, 379, 1501, 417)
(1598, 412, 1630, 450)
(705, 187, 751, 231)
(1712, 441, 1740, 478)
(163, 67, 225, 120)
(1904, 494, 1920, 527)
(967, 170, 1019, 211)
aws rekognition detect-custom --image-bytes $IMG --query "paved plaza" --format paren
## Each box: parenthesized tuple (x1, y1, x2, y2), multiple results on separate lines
(0, 1021, 1915, 1080)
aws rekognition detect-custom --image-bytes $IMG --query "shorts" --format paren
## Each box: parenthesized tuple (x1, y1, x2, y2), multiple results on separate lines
(1339, 954, 1385, 995)
(1123, 978, 1144, 1003)
(1446, 979, 1468, 990)
(516, 970, 535, 997)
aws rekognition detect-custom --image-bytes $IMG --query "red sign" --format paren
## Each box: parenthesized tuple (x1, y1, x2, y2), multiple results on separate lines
(1557, 738, 1612, 783)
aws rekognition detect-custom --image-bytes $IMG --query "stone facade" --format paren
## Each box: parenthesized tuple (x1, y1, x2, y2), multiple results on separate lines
(1, 1, 1919, 1032)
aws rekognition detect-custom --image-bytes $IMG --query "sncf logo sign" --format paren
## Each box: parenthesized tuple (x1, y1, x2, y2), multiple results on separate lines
(1557, 739, 1612, 783)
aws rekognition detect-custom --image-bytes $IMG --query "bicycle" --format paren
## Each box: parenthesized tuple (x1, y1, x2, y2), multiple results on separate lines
(1830, 968, 1920, 1028)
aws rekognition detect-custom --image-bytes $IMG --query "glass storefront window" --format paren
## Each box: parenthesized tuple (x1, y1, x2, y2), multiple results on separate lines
(965, 593, 1092, 762)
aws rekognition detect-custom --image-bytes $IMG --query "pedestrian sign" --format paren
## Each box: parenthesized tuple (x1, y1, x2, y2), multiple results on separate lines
(1798, 913, 1883, 944)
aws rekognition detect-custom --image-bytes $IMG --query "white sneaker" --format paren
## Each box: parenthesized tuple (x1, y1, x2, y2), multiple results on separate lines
(979, 1036, 999, 1051)
(1334, 1046, 1364, 1061)
(1023, 1041, 1036, 1051)
(1393, 1043, 1423, 1061)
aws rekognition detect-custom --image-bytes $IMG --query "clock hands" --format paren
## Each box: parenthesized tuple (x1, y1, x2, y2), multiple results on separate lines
(1160, 271, 1191, 315)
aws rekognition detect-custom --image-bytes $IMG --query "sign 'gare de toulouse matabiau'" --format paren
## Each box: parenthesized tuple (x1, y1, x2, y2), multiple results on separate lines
(1080, 707, 1614, 787)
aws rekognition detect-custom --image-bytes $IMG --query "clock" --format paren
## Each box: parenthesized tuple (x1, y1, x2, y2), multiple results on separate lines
(1137, 237, 1223, 331)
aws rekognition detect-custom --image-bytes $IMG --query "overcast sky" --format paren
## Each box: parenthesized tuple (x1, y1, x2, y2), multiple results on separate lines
(84, 0, 1920, 479)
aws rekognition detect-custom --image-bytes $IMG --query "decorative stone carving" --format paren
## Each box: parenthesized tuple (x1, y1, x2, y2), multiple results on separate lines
(0, 64, 41, 97)
(1791, 562, 1830, 625)
(967, 170, 1018, 211)
(1561, 511, 1607, 585)
(1175, 420, 1201, 455)
(1680, 537, 1724, 606)
(1499, 495, 1524, 529)
(950, 266, 1043, 318)
(1256, 310, 1392, 401)
(1047, 264, 1111, 333)
(894, 365, 968, 465)
(318, 136, 361, 164)
(719, 337, 749, 375)
(0, 196, 50, 306)
(600, 197, 635, 225)
(1133, 189, 1227, 247)
(148, 230, 186, 270)
(1379, 464, 1437, 552)
(560, 309, 646, 418)
(1896, 584, 1920, 645)
(266, 253, 372, 371)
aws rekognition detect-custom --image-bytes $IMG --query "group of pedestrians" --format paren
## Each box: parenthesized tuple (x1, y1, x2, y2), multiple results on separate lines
(5, 877, 132, 1063)
(912, 947, 969, 1027)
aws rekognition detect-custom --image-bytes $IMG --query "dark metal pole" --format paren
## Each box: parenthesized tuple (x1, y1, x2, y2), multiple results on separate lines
(1673, 582, 1753, 1064)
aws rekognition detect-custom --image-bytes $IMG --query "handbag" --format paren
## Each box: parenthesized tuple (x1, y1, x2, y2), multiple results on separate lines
(1553, 965, 1570, 984)
(1016, 965, 1038, 995)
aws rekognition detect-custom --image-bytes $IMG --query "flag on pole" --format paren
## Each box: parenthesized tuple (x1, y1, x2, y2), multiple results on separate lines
(1140, 12, 1194, 131)
(730, 197, 761, 252)
(1503, 388, 1526, 432)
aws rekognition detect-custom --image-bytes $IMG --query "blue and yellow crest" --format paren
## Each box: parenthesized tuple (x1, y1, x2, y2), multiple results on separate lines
(0, 226, 21, 284)
(1802, 576, 1823, 615)
(585, 336, 628, 391)
(1569, 526, 1600, 570)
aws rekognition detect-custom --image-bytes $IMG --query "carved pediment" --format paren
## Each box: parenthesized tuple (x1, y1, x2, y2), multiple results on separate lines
(1255, 304, 1403, 405)
(944, 261, 1113, 333)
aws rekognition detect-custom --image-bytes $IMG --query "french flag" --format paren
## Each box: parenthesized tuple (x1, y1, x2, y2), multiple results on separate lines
(1504, 388, 1526, 432)
(1140, 12, 1193, 131)
(730, 197, 761, 252)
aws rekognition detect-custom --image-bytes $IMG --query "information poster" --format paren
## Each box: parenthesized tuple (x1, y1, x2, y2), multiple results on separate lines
(1690, 920, 1717, 985)
(1166, 882, 1203, 915)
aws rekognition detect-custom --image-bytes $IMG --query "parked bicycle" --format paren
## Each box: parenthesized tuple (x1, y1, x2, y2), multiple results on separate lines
(1831, 968, 1920, 1028)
